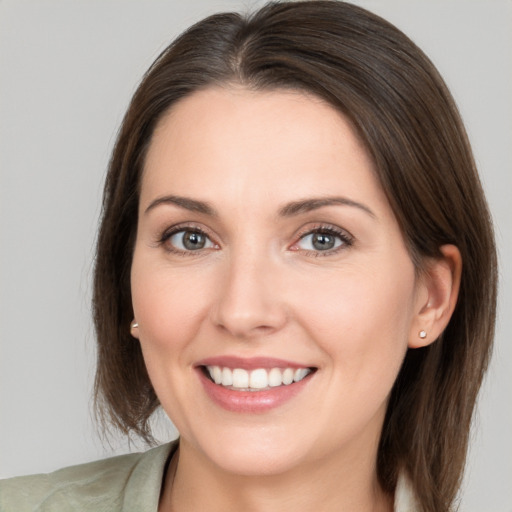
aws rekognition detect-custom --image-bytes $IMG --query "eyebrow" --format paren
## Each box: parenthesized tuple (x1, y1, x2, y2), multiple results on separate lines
(144, 195, 217, 216)
(144, 194, 375, 219)
(278, 197, 376, 218)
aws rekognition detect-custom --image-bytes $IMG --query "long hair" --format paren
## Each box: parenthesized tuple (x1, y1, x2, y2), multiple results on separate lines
(93, 2, 497, 510)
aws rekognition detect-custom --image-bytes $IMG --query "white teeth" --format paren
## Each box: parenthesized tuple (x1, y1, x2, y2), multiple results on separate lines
(268, 367, 283, 387)
(212, 366, 222, 384)
(221, 367, 233, 386)
(282, 368, 294, 385)
(232, 368, 249, 388)
(249, 368, 268, 389)
(206, 366, 312, 390)
(294, 368, 309, 382)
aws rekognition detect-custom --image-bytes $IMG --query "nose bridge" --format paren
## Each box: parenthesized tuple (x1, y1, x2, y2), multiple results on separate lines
(212, 240, 286, 338)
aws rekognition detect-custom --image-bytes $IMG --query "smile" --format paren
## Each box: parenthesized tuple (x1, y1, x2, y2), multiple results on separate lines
(205, 366, 313, 391)
(196, 357, 317, 412)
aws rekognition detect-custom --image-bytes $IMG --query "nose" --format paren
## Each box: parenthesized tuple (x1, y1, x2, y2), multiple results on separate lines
(210, 250, 288, 339)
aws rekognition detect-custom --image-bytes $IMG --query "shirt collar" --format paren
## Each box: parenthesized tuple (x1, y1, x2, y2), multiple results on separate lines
(394, 472, 420, 512)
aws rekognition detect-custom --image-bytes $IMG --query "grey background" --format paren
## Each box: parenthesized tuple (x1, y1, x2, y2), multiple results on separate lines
(1, 1, 510, 510)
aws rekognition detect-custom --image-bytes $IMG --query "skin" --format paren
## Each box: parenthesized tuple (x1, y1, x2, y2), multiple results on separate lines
(130, 87, 461, 512)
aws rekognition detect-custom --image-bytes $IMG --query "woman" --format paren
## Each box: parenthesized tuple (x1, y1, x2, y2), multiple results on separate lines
(0, 1, 497, 511)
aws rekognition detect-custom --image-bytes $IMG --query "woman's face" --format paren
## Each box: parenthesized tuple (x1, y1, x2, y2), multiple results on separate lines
(131, 87, 427, 476)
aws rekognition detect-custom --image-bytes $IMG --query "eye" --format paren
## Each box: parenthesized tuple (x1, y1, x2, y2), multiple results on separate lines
(166, 229, 216, 252)
(298, 231, 342, 251)
(293, 226, 353, 254)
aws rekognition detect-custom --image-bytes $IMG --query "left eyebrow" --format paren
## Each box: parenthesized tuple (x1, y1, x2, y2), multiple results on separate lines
(278, 196, 376, 218)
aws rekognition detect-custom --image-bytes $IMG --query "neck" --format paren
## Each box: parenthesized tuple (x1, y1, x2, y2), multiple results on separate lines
(159, 438, 393, 512)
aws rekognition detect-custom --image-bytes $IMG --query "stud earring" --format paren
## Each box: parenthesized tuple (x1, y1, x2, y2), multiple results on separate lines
(131, 321, 139, 329)
(419, 330, 427, 339)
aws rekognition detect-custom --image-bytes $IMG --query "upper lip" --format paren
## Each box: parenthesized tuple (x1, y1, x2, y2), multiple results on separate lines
(195, 356, 315, 370)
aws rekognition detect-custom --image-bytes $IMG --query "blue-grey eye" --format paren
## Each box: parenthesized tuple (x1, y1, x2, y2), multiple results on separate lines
(297, 231, 344, 251)
(169, 230, 214, 251)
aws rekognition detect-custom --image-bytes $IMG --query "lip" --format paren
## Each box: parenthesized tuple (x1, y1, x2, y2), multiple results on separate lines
(195, 355, 309, 370)
(195, 356, 316, 413)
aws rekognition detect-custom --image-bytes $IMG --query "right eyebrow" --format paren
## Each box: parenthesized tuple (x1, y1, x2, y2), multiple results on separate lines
(144, 195, 217, 216)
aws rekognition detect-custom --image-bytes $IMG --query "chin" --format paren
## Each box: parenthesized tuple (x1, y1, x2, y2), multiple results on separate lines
(188, 423, 313, 477)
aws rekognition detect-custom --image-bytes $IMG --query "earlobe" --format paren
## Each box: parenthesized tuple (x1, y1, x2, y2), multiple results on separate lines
(130, 320, 140, 339)
(409, 244, 462, 349)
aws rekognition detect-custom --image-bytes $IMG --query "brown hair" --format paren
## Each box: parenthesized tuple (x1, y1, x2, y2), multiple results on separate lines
(93, 2, 497, 510)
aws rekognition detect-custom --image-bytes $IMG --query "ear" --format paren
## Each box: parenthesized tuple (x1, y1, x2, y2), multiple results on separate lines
(408, 244, 462, 349)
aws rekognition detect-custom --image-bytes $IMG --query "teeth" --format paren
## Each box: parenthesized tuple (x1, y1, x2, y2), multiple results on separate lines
(282, 368, 294, 385)
(232, 368, 249, 388)
(268, 367, 283, 387)
(206, 366, 312, 390)
(221, 367, 233, 386)
(294, 368, 309, 382)
(249, 368, 268, 389)
(212, 366, 222, 385)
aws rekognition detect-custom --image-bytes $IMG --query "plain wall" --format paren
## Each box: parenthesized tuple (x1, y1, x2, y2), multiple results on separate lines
(1, 1, 511, 510)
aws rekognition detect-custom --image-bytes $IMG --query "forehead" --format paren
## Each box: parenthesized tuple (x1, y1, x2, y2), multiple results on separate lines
(147, 86, 369, 162)
(141, 86, 390, 219)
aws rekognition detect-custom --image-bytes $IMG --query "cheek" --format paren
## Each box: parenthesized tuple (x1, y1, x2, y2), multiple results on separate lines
(293, 259, 417, 371)
(129, 254, 217, 430)
(130, 256, 213, 355)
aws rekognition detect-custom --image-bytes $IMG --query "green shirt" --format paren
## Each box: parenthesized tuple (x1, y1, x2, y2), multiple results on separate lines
(0, 442, 176, 512)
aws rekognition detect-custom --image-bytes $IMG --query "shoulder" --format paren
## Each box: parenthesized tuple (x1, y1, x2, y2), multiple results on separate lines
(0, 442, 176, 512)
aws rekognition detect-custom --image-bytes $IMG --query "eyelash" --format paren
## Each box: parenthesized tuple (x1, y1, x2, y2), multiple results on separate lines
(291, 224, 354, 257)
(158, 223, 217, 256)
(158, 223, 354, 257)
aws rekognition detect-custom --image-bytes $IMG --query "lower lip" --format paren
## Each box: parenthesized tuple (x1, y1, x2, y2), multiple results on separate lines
(197, 369, 313, 413)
